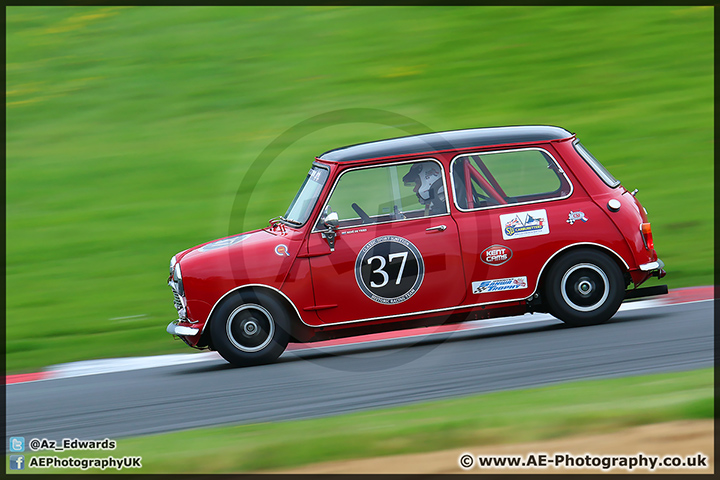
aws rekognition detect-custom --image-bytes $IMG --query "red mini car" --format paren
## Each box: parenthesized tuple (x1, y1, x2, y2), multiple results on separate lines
(167, 126, 667, 367)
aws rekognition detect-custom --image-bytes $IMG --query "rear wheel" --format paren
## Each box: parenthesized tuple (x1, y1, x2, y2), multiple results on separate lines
(544, 249, 625, 326)
(210, 290, 290, 366)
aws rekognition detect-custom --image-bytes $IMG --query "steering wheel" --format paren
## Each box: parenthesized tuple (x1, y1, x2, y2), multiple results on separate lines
(351, 203, 372, 224)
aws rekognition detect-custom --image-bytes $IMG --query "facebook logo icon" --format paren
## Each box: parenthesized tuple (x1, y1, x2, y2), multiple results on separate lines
(9, 437, 25, 452)
(10, 455, 25, 470)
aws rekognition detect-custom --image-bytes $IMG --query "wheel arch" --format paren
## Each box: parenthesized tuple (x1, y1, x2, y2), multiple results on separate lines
(537, 242, 630, 297)
(201, 284, 305, 342)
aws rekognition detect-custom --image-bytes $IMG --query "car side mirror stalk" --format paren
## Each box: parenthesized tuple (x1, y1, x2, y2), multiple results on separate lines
(321, 212, 339, 251)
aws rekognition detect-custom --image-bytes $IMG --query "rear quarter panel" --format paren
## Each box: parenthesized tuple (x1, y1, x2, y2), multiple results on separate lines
(453, 196, 634, 305)
(550, 140, 657, 271)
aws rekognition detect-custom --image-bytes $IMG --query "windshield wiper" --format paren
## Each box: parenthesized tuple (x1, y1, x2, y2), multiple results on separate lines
(279, 216, 302, 226)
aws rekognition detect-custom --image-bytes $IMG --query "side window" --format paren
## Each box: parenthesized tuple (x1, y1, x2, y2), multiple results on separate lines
(452, 148, 571, 210)
(573, 141, 620, 188)
(320, 160, 448, 229)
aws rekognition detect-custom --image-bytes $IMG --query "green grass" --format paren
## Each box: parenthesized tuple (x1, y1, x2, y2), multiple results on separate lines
(6, 6, 713, 373)
(9, 368, 713, 474)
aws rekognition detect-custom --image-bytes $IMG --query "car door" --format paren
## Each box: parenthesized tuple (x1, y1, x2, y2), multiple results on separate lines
(449, 147, 574, 302)
(306, 159, 467, 326)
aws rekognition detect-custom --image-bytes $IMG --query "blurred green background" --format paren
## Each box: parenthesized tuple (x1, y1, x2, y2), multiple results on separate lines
(6, 6, 713, 373)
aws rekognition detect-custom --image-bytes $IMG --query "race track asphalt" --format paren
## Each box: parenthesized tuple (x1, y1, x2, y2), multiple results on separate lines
(6, 300, 713, 444)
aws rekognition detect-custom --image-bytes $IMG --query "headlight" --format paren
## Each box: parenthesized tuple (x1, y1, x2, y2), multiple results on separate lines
(172, 262, 184, 296)
(170, 255, 177, 275)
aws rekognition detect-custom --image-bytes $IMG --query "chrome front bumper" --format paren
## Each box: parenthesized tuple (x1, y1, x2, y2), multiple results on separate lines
(167, 321, 200, 337)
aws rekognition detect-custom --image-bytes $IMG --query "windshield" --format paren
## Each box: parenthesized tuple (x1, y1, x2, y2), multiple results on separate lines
(283, 165, 329, 225)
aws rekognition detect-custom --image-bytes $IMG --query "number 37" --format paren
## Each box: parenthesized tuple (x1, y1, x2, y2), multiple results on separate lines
(367, 252, 408, 288)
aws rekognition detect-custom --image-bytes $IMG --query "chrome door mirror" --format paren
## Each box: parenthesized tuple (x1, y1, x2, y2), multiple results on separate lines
(324, 211, 339, 229)
(321, 212, 339, 251)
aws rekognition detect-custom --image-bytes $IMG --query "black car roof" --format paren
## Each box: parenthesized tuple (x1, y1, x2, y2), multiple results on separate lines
(318, 125, 574, 162)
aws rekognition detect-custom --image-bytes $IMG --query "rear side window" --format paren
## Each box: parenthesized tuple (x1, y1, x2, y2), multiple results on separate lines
(573, 141, 620, 188)
(451, 148, 572, 210)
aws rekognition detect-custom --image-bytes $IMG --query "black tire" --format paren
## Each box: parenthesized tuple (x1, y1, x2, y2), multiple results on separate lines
(544, 249, 625, 327)
(210, 290, 290, 367)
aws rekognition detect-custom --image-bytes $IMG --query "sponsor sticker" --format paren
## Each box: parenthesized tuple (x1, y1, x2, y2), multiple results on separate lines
(274, 244, 290, 256)
(309, 168, 324, 182)
(472, 276, 528, 294)
(480, 245, 513, 266)
(355, 235, 424, 304)
(567, 210, 588, 225)
(500, 209, 549, 240)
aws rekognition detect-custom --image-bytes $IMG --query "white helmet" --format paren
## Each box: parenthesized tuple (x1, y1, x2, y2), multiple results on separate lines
(404, 162, 442, 202)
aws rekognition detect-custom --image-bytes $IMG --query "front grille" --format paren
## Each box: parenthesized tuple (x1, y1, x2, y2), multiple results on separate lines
(172, 289, 183, 312)
(169, 282, 187, 320)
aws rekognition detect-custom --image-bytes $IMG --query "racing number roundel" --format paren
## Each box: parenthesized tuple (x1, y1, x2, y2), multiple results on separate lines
(355, 236, 425, 304)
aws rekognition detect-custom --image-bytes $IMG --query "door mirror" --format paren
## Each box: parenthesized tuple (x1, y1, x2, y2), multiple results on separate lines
(324, 211, 339, 230)
(321, 212, 339, 251)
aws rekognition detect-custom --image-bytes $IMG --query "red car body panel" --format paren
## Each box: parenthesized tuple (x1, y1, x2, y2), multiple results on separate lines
(305, 212, 467, 326)
(166, 126, 666, 351)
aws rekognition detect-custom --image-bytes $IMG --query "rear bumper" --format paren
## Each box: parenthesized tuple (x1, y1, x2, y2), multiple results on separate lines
(167, 321, 200, 337)
(639, 258, 666, 278)
(627, 258, 668, 300)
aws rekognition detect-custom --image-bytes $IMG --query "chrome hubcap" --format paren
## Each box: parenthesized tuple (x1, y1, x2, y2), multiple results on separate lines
(226, 304, 274, 353)
(577, 279, 593, 296)
(243, 320, 258, 335)
(561, 263, 609, 312)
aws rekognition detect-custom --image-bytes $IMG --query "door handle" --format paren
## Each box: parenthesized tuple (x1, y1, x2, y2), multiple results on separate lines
(426, 225, 447, 232)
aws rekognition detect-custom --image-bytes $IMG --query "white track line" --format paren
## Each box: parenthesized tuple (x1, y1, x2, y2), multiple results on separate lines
(10, 296, 712, 384)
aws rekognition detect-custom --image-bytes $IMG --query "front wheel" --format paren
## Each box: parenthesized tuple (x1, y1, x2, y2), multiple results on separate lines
(210, 290, 290, 367)
(544, 249, 625, 327)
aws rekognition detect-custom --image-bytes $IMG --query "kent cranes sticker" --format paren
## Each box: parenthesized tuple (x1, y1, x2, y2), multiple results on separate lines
(355, 235, 425, 305)
(480, 245, 513, 266)
(500, 209, 549, 240)
(472, 277, 527, 294)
